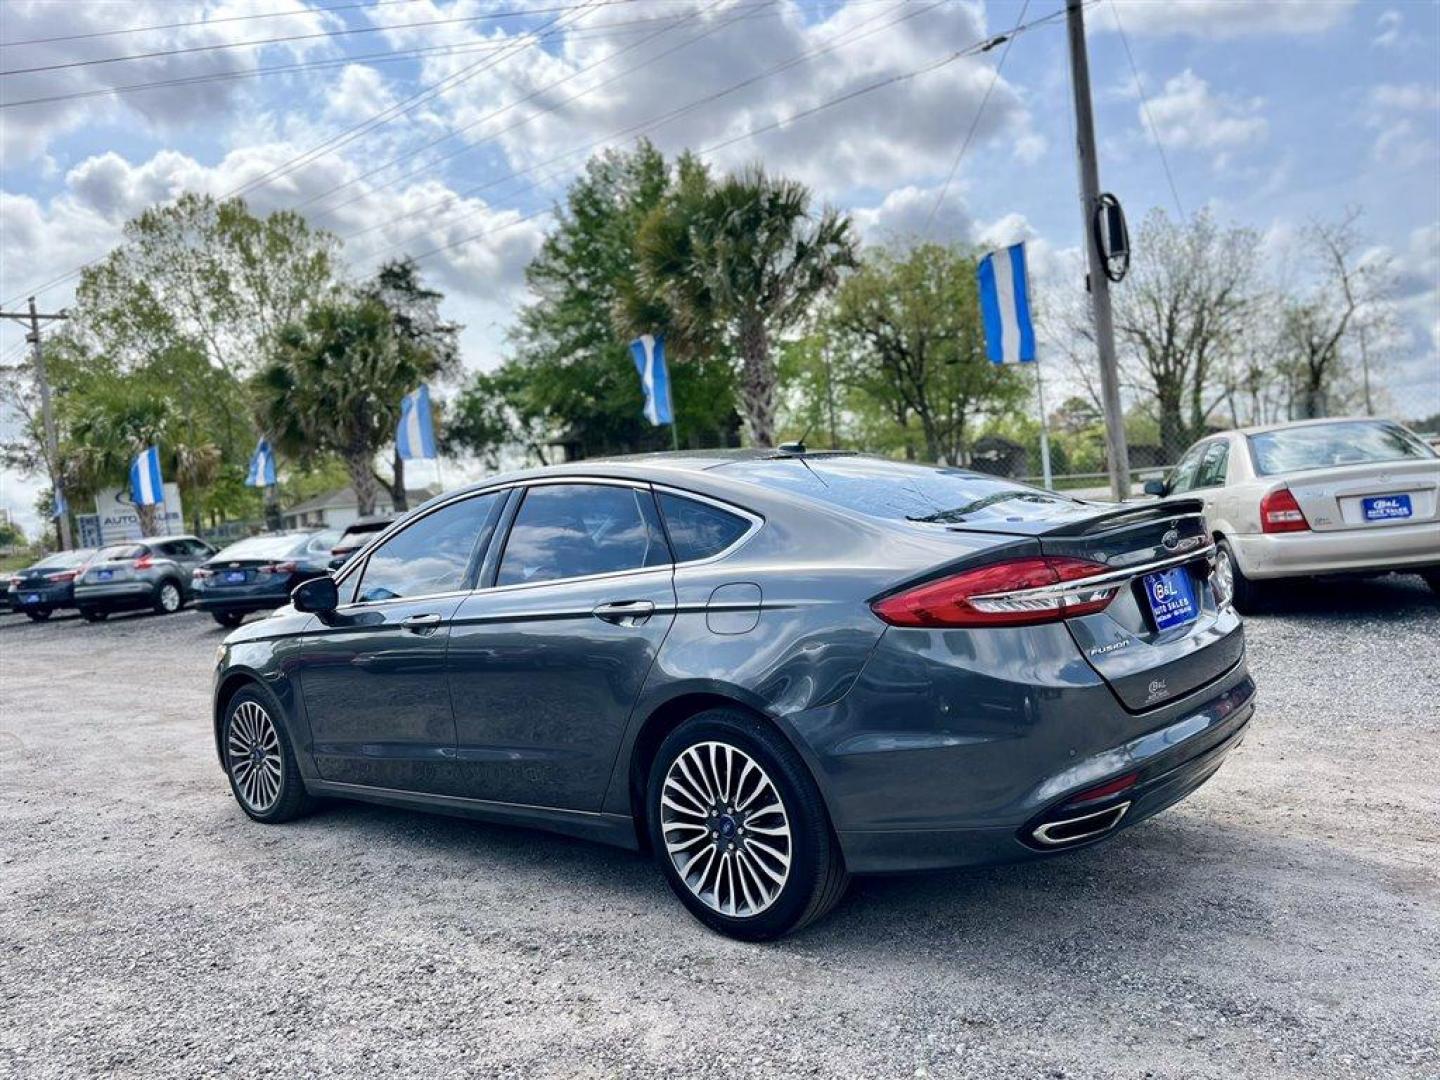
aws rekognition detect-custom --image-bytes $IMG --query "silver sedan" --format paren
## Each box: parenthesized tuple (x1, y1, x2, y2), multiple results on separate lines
(1145, 417, 1440, 611)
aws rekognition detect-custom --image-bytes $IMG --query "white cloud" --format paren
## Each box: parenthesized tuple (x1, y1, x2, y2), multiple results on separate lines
(1365, 82, 1440, 169)
(0, 0, 346, 162)
(325, 64, 399, 121)
(1105, 0, 1355, 39)
(1144, 69, 1267, 165)
(1372, 8, 1415, 51)
(1369, 83, 1440, 112)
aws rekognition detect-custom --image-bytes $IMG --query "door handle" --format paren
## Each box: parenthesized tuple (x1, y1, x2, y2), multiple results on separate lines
(592, 600, 655, 626)
(401, 613, 443, 633)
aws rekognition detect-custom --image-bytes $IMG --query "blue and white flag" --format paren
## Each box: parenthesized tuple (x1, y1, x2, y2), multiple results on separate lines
(977, 242, 1037, 365)
(130, 445, 164, 507)
(630, 334, 673, 426)
(246, 437, 276, 487)
(396, 383, 437, 460)
(52, 489, 67, 518)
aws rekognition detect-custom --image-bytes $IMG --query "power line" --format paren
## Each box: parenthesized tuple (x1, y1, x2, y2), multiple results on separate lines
(343, 0, 942, 250)
(1, 5, 791, 110)
(922, 0, 1030, 236)
(223, 0, 613, 201)
(0, 0, 646, 76)
(0, 0, 430, 47)
(389, 4, 1065, 267)
(1108, 0, 1184, 220)
(303, 0, 791, 216)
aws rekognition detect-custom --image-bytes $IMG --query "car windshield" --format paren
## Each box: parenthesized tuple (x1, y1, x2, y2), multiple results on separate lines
(717, 456, 1090, 524)
(96, 544, 146, 561)
(1247, 421, 1436, 476)
(213, 534, 306, 560)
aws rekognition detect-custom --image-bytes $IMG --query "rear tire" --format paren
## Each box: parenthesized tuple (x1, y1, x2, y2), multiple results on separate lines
(212, 611, 246, 628)
(1422, 569, 1440, 596)
(647, 708, 849, 941)
(25, 609, 51, 622)
(1217, 538, 1266, 614)
(153, 579, 183, 615)
(79, 607, 108, 622)
(221, 688, 313, 824)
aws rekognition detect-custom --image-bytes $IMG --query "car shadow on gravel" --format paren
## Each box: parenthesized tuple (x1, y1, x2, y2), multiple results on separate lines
(1254, 572, 1436, 618)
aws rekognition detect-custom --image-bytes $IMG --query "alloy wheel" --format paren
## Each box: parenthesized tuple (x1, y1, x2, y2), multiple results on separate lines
(226, 700, 284, 813)
(660, 741, 792, 918)
(159, 583, 181, 612)
(1215, 547, 1235, 603)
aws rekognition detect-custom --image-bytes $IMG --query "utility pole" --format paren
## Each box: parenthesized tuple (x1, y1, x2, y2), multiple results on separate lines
(1, 299, 72, 549)
(1065, 0, 1131, 501)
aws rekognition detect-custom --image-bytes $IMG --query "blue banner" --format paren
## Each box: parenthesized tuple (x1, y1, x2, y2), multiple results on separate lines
(977, 242, 1036, 365)
(397, 384, 437, 460)
(630, 334, 674, 426)
(130, 446, 163, 506)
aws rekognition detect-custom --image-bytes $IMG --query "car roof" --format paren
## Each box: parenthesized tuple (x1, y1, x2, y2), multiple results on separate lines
(1231, 416, 1409, 437)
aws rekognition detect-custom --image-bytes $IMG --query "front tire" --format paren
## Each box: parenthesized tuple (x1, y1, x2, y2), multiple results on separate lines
(647, 708, 849, 941)
(79, 606, 108, 622)
(212, 610, 246, 629)
(222, 689, 312, 823)
(25, 608, 51, 622)
(153, 579, 183, 615)
(1217, 538, 1266, 614)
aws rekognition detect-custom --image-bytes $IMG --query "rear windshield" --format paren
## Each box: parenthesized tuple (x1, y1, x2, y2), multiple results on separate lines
(716, 457, 1087, 524)
(32, 549, 94, 569)
(96, 544, 146, 561)
(1247, 421, 1436, 476)
(213, 534, 306, 560)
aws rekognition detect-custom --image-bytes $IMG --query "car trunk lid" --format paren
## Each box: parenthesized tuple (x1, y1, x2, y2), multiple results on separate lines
(1278, 460, 1440, 533)
(941, 498, 1243, 710)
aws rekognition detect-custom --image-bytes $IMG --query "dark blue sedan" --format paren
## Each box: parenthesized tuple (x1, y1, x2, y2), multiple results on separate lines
(193, 530, 339, 628)
(211, 452, 1254, 939)
(6, 548, 99, 620)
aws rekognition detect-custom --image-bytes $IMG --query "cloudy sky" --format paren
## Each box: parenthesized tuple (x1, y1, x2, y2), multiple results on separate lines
(2, 0, 1438, 531)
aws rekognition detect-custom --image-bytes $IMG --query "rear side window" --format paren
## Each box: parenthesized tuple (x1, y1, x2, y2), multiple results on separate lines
(216, 534, 306, 560)
(497, 484, 669, 586)
(1248, 421, 1436, 476)
(354, 492, 501, 602)
(658, 493, 750, 562)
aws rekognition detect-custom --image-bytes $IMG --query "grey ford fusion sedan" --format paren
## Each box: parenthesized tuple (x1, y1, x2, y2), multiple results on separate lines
(213, 450, 1254, 940)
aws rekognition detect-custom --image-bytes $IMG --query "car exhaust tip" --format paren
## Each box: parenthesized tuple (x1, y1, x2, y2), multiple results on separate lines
(1030, 801, 1131, 847)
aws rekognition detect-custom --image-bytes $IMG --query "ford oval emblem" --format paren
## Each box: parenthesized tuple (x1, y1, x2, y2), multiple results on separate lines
(1162, 528, 1180, 551)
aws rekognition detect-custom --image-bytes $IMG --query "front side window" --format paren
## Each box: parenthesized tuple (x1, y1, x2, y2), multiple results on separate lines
(658, 493, 751, 562)
(353, 492, 500, 603)
(1194, 440, 1230, 489)
(497, 484, 669, 587)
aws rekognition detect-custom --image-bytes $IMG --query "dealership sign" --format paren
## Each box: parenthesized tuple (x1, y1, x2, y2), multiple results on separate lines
(91, 484, 184, 543)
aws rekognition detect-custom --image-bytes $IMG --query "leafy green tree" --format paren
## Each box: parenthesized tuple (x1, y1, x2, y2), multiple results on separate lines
(452, 143, 737, 466)
(359, 258, 461, 508)
(825, 244, 1026, 465)
(626, 164, 856, 447)
(256, 298, 435, 516)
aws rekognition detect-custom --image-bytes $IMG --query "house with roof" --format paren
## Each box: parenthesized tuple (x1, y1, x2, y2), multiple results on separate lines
(281, 486, 438, 531)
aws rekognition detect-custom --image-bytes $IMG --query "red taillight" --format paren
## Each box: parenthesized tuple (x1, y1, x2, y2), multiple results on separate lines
(133, 554, 154, 570)
(1260, 488, 1309, 533)
(44, 570, 77, 583)
(6, 576, 20, 588)
(1063, 772, 1139, 808)
(193, 567, 213, 580)
(871, 556, 1118, 628)
(260, 561, 298, 575)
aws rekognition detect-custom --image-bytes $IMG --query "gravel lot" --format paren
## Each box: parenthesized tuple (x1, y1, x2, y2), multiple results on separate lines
(2, 577, 1437, 1079)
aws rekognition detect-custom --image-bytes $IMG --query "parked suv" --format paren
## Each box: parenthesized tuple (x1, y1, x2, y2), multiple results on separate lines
(74, 535, 217, 621)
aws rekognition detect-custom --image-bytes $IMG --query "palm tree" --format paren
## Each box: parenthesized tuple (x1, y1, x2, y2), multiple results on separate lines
(256, 297, 431, 516)
(624, 164, 856, 447)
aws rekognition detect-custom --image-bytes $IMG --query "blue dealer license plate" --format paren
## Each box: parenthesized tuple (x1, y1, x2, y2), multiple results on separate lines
(25, 593, 40, 604)
(1142, 567, 1198, 633)
(97, 569, 113, 581)
(224, 570, 247, 584)
(1362, 494, 1411, 521)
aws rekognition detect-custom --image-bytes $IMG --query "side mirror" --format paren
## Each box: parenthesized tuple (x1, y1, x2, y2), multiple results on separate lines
(292, 575, 339, 613)
(1143, 479, 1168, 497)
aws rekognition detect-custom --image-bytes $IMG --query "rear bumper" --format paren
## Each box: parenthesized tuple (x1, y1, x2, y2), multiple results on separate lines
(836, 671, 1254, 873)
(6, 584, 73, 609)
(74, 582, 153, 609)
(194, 589, 289, 614)
(1231, 522, 1440, 579)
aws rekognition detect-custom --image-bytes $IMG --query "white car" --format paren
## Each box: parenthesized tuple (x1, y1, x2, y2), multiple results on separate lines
(1144, 417, 1440, 611)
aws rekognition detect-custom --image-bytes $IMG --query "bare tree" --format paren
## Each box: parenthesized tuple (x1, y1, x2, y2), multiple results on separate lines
(1279, 208, 1394, 419)
(1111, 209, 1262, 457)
